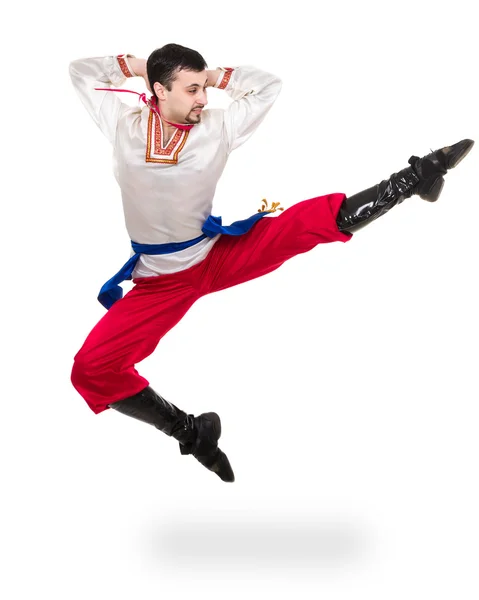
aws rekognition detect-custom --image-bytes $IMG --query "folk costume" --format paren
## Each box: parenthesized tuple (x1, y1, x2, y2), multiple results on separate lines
(69, 53, 474, 482)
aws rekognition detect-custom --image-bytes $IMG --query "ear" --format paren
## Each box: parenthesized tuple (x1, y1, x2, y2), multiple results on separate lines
(153, 82, 167, 100)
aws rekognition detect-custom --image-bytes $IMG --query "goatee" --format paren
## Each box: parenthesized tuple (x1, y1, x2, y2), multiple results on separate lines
(185, 113, 202, 124)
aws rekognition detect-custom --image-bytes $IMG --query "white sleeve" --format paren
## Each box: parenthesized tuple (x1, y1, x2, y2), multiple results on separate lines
(216, 65, 282, 153)
(69, 54, 136, 146)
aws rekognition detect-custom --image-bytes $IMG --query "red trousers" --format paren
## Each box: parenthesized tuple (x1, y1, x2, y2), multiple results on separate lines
(71, 194, 352, 414)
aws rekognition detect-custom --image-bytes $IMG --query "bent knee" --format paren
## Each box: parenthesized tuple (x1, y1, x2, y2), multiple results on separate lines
(71, 350, 102, 388)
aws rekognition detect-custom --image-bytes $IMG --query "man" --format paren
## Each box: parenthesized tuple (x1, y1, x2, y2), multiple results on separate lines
(69, 44, 474, 483)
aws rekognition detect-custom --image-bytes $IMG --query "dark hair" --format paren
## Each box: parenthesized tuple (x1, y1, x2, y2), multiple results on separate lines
(147, 43, 208, 94)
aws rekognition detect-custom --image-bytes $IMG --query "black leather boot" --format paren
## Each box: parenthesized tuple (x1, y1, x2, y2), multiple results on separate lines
(109, 387, 235, 482)
(336, 138, 474, 234)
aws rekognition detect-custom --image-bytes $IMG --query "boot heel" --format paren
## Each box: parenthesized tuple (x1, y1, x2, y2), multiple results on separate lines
(195, 412, 221, 451)
(420, 176, 445, 202)
(191, 412, 235, 482)
(203, 412, 221, 439)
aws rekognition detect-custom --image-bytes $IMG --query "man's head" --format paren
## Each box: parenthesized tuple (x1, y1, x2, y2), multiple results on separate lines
(147, 43, 208, 125)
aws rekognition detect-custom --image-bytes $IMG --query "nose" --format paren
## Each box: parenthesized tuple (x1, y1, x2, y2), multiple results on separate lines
(198, 89, 208, 106)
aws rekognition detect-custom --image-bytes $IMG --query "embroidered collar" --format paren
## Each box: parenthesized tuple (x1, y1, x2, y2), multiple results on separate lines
(146, 109, 189, 164)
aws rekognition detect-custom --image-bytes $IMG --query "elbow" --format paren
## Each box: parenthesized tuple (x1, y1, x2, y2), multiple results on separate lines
(270, 77, 283, 102)
(267, 74, 282, 98)
(69, 60, 80, 80)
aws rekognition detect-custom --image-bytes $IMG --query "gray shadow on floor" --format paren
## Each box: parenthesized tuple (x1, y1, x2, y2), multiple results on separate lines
(143, 511, 373, 571)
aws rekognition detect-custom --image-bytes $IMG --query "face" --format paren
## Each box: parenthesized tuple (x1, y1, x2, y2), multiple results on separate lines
(154, 68, 208, 125)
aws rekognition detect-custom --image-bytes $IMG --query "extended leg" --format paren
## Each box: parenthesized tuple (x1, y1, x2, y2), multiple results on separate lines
(336, 138, 474, 234)
(189, 140, 474, 295)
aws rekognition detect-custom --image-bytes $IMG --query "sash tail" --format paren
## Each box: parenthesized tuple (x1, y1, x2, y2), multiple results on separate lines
(98, 234, 208, 309)
(97, 254, 141, 310)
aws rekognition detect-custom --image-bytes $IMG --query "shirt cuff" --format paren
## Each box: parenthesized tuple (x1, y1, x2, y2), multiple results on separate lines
(214, 67, 235, 90)
(117, 54, 136, 78)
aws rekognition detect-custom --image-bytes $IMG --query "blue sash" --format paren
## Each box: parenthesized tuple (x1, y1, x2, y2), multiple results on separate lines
(98, 210, 273, 309)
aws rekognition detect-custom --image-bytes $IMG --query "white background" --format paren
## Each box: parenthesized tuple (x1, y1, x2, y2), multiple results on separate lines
(2, 0, 478, 598)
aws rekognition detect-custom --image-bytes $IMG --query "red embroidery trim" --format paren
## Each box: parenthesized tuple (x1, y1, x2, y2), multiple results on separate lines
(154, 119, 183, 155)
(117, 55, 134, 78)
(217, 68, 233, 90)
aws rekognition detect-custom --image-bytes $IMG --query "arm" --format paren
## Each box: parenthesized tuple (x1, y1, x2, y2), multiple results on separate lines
(214, 65, 282, 153)
(206, 69, 222, 87)
(128, 58, 151, 91)
(69, 54, 141, 145)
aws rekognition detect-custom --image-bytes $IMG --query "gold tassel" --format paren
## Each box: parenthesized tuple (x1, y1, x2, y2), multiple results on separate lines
(257, 198, 284, 214)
